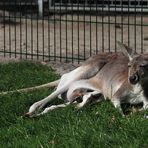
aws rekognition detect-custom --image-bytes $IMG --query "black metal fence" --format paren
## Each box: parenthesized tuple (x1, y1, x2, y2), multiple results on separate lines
(0, 0, 148, 63)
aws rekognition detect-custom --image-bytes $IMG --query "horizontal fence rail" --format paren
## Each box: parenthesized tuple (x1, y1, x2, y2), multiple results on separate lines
(0, 0, 148, 63)
(51, 0, 148, 12)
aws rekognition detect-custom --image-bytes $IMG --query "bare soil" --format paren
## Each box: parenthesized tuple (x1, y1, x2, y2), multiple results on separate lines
(0, 14, 148, 74)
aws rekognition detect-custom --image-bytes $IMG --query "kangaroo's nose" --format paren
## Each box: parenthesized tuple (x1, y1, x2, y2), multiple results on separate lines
(129, 74, 139, 85)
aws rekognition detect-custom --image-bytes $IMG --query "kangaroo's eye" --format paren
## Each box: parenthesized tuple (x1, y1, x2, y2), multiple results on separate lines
(128, 64, 131, 67)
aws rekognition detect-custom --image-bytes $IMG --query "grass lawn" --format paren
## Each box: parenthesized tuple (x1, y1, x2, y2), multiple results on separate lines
(0, 61, 148, 148)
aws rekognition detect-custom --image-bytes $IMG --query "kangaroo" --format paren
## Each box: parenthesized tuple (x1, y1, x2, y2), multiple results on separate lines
(1, 42, 148, 117)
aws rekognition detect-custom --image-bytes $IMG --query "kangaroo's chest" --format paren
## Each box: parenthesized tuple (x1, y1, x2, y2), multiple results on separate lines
(128, 84, 144, 104)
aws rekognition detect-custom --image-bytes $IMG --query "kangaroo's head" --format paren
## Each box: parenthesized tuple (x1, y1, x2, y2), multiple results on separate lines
(127, 54, 148, 85)
(118, 41, 148, 85)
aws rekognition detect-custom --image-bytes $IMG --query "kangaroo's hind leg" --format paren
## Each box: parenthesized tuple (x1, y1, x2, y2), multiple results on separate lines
(25, 67, 87, 117)
(67, 79, 101, 103)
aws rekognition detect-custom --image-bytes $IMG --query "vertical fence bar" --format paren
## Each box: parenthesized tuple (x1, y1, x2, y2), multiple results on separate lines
(31, 0, 33, 60)
(101, 0, 104, 52)
(48, 0, 51, 61)
(134, 0, 137, 53)
(14, 0, 17, 58)
(8, 0, 11, 58)
(3, 1, 6, 57)
(121, 0, 123, 43)
(114, 0, 117, 52)
(65, 1, 68, 62)
(20, 0, 22, 59)
(127, 0, 130, 46)
(83, 0, 86, 59)
(37, 1, 39, 60)
(95, 0, 99, 54)
(108, 0, 110, 52)
(141, 0, 143, 53)
(71, 0, 74, 63)
(53, 0, 56, 61)
(89, 1, 92, 56)
(25, 0, 28, 59)
(59, 0, 62, 62)
(42, 0, 45, 61)
(77, 0, 80, 63)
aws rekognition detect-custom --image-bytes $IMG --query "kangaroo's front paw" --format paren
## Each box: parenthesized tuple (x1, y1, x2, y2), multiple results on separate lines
(143, 103, 148, 110)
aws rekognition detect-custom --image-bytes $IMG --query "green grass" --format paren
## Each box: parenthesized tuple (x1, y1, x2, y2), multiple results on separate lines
(0, 61, 148, 148)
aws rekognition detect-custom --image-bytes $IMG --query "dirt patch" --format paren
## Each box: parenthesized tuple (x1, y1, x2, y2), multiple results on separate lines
(0, 55, 79, 75)
(0, 56, 20, 63)
(0, 14, 148, 73)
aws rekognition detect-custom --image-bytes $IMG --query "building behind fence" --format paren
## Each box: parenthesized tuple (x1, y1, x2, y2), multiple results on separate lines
(0, 0, 148, 63)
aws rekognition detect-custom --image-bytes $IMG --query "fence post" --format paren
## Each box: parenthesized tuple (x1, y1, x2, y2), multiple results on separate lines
(38, 0, 43, 17)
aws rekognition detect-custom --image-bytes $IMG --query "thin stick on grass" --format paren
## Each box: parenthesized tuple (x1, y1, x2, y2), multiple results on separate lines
(0, 80, 60, 95)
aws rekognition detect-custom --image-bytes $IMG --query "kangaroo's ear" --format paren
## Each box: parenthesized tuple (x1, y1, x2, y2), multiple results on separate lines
(117, 41, 134, 61)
